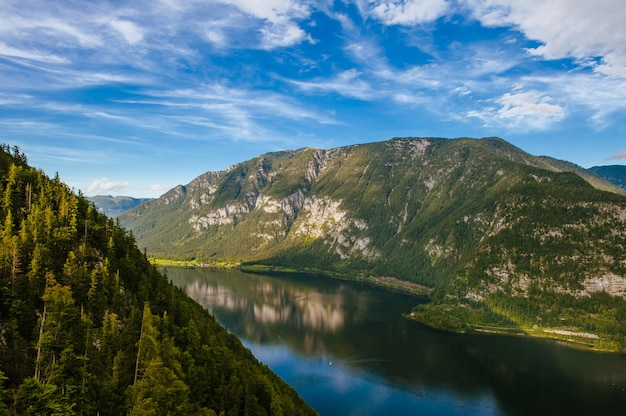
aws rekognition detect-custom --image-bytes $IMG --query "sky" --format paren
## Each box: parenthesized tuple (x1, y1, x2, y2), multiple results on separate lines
(1, 0, 626, 198)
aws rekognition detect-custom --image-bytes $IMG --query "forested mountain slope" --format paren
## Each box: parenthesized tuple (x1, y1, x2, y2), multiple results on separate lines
(0, 145, 316, 415)
(119, 137, 626, 351)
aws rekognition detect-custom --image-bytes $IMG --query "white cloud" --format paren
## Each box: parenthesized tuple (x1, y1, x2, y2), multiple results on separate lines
(220, 0, 309, 23)
(468, 89, 566, 130)
(119, 83, 339, 144)
(521, 71, 626, 129)
(454, 86, 471, 96)
(393, 92, 428, 105)
(38, 18, 102, 47)
(205, 29, 226, 46)
(464, 0, 626, 77)
(219, 0, 313, 48)
(0, 92, 34, 105)
(1, 0, 624, 170)
(368, 0, 449, 25)
(149, 83, 335, 122)
(19, 143, 113, 165)
(148, 183, 171, 191)
(87, 179, 131, 193)
(496, 91, 565, 119)
(0, 11, 102, 48)
(110, 20, 144, 44)
(289, 69, 377, 100)
(0, 41, 68, 63)
(260, 22, 313, 48)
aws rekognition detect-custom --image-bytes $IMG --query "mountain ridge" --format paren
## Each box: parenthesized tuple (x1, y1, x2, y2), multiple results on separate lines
(119, 137, 626, 350)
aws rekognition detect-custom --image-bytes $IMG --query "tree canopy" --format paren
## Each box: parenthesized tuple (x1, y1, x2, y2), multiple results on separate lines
(0, 145, 316, 415)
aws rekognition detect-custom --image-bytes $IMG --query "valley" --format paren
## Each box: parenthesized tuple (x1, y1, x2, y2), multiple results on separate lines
(118, 137, 626, 351)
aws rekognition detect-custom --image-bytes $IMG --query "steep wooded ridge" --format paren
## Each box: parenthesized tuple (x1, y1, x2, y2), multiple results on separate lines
(0, 145, 316, 415)
(120, 137, 626, 351)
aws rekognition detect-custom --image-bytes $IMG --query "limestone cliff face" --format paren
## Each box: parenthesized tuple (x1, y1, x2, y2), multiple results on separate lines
(119, 137, 626, 301)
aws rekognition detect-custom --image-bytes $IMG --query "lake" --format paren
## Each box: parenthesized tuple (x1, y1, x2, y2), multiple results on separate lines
(167, 267, 626, 416)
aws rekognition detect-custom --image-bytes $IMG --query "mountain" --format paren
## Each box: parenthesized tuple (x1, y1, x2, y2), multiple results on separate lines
(0, 144, 316, 415)
(87, 195, 153, 217)
(589, 165, 626, 191)
(119, 137, 626, 351)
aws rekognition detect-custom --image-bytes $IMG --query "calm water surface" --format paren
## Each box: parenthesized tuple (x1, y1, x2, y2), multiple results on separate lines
(167, 268, 626, 416)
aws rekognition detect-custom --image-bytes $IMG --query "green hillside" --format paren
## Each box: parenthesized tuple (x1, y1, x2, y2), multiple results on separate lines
(0, 144, 316, 415)
(119, 137, 626, 351)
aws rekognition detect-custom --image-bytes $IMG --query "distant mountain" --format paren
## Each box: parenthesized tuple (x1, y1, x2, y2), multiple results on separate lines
(589, 165, 626, 191)
(87, 195, 153, 217)
(119, 137, 626, 351)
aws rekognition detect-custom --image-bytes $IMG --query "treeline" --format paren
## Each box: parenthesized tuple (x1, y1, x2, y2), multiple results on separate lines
(0, 145, 316, 415)
(411, 290, 626, 351)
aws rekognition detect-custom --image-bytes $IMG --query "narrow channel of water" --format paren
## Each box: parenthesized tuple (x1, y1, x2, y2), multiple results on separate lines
(168, 267, 626, 416)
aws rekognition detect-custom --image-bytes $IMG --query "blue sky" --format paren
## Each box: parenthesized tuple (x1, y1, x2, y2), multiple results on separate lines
(2, 0, 625, 198)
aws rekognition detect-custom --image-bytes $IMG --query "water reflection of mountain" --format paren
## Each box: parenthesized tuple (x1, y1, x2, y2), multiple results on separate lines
(171, 269, 391, 357)
(184, 275, 353, 332)
(169, 268, 626, 415)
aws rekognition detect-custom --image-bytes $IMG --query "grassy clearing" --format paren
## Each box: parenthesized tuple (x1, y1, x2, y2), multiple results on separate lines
(149, 258, 239, 269)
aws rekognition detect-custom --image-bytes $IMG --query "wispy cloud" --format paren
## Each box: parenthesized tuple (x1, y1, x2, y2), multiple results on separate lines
(608, 149, 626, 161)
(463, 0, 626, 77)
(20, 144, 112, 165)
(289, 69, 378, 100)
(1, 0, 625, 197)
(467, 89, 566, 130)
(519, 71, 626, 129)
(217, 0, 314, 49)
(110, 20, 145, 45)
(0, 41, 68, 64)
(357, 0, 449, 25)
(87, 178, 132, 193)
(148, 183, 172, 192)
(0, 10, 103, 48)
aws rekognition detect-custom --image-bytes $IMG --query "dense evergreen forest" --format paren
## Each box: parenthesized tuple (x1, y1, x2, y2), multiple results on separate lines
(0, 145, 316, 415)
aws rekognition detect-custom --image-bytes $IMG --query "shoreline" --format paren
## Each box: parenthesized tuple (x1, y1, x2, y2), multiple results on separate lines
(238, 264, 433, 298)
(154, 258, 623, 353)
(151, 258, 433, 297)
(404, 312, 621, 353)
